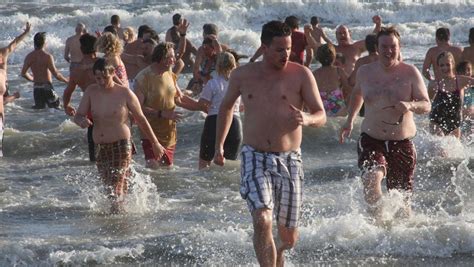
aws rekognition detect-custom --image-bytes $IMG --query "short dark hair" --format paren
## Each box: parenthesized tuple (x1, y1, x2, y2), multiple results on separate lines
(80, 33, 97, 55)
(172, 13, 182, 26)
(93, 57, 115, 75)
(34, 32, 46, 49)
(456, 60, 472, 75)
(375, 26, 401, 47)
(316, 44, 336, 66)
(365, 34, 377, 53)
(151, 42, 174, 63)
(284, 15, 299, 29)
(103, 25, 118, 36)
(310, 16, 320, 26)
(203, 23, 218, 36)
(260, 20, 291, 46)
(111, 14, 120, 25)
(436, 27, 450, 42)
(137, 25, 152, 38)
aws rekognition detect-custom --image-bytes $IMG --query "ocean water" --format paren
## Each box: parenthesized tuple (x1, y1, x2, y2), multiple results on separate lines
(0, 0, 473, 265)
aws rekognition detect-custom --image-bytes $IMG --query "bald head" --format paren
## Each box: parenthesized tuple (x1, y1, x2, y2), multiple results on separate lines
(336, 25, 351, 45)
(75, 23, 86, 35)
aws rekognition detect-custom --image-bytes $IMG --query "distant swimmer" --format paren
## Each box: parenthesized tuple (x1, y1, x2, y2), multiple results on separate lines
(334, 15, 382, 76)
(422, 27, 463, 81)
(214, 21, 326, 266)
(0, 21, 31, 157)
(340, 27, 431, 223)
(63, 33, 98, 161)
(64, 23, 86, 71)
(428, 51, 474, 138)
(21, 32, 68, 109)
(73, 58, 164, 214)
(165, 13, 198, 73)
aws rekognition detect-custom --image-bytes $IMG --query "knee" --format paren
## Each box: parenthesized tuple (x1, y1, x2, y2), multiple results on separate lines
(280, 234, 298, 250)
(253, 209, 273, 232)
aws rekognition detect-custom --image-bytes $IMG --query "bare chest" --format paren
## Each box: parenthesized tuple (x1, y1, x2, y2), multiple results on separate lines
(362, 74, 412, 105)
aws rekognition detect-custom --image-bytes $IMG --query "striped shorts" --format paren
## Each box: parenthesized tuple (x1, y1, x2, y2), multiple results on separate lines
(240, 145, 304, 228)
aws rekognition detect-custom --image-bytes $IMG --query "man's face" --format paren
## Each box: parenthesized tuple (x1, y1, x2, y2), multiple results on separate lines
(264, 35, 291, 70)
(377, 34, 400, 67)
(94, 70, 114, 87)
(142, 43, 156, 58)
(161, 49, 176, 68)
(336, 26, 351, 45)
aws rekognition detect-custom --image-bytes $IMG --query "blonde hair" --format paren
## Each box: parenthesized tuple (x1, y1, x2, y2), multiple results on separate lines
(216, 52, 236, 79)
(95, 32, 123, 56)
(123, 27, 135, 43)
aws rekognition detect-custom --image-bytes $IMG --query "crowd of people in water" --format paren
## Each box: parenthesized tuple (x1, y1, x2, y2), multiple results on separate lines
(0, 13, 473, 266)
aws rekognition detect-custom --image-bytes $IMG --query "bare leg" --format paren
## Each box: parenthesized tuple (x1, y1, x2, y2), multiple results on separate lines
(276, 224, 298, 267)
(362, 167, 385, 221)
(252, 209, 276, 267)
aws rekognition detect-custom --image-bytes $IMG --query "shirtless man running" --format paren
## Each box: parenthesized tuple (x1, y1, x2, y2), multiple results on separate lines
(0, 22, 31, 157)
(339, 27, 431, 222)
(21, 32, 68, 109)
(214, 20, 326, 267)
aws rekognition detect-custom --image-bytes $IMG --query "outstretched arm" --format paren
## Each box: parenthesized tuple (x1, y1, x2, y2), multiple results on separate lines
(249, 46, 264, 63)
(5, 22, 31, 55)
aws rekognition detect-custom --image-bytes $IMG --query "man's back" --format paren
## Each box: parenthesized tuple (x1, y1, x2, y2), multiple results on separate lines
(65, 35, 83, 63)
(25, 50, 53, 83)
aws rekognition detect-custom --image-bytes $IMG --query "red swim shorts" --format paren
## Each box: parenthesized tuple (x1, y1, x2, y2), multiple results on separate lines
(141, 139, 175, 166)
(357, 133, 416, 191)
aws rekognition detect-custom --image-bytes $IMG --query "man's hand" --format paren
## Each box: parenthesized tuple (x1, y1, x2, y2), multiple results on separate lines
(177, 19, 190, 35)
(213, 148, 225, 166)
(24, 22, 31, 33)
(289, 104, 307, 127)
(152, 142, 165, 160)
(65, 105, 76, 116)
(339, 120, 353, 144)
(372, 15, 382, 25)
(77, 117, 92, 128)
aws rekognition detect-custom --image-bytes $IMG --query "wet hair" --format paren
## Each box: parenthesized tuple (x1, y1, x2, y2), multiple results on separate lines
(34, 32, 46, 49)
(310, 16, 320, 26)
(203, 23, 218, 36)
(456, 60, 472, 75)
(316, 44, 336, 66)
(92, 57, 115, 76)
(216, 51, 236, 78)
(260, 20, 292, 47)
(103, 25, 118, 36)
(111, 14, 120, 26)
(80, 33, 97, 55)
(95, 32, 123, 56)
(151, 42, 174, 63)
(436, 27, 450, 42)
(469, 27, 474, 44)
(137, 25, 152, 39)
(375, 26, 401, 47)
(284, 15, 299, 29)
(436, 51, 455, 66)
(172, 13, 182, 26)
(365, 34, 377, 53)
(123, 27, 135, 43)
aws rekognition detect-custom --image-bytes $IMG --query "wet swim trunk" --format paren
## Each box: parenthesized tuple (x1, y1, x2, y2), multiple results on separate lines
(200, 114, 242, 161)
(33, 82, 60, 109)
(141, 139, 175, 166)
(240, 145, 304, 228)
(95, 139, 132, 195)
(357, 133, 416, 191)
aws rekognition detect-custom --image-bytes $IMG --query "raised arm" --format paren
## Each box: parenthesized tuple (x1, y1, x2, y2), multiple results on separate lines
(372, 15, 382, 34)
(249, 46, 264, 63)
(5, 22, 31, 56)
(175, 19, 189, 61)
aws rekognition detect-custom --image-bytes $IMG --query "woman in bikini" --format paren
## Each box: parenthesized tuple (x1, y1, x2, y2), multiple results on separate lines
(312, 43, 351, 117)
(429, 51, 474, 138)
(95, 32, 129, 87)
